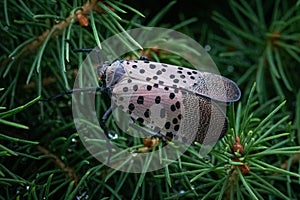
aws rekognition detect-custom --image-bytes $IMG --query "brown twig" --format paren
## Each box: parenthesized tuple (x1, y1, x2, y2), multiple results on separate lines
(137, 138, 161, 153)
(14, 0, 108, 61)
(225, 137, 250, 200)
(37, 145, 79, 184)
(280, 153, 300, 170)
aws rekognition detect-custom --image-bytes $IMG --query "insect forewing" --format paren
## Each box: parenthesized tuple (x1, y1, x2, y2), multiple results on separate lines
(111, 76, 228, 144)
(122, 60, 241, 102)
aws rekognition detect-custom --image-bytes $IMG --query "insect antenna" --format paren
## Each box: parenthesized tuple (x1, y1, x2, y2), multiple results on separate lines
(65, 39, 94, 53)
(39, 87, 105, 101)
(73, 48, 94, 53)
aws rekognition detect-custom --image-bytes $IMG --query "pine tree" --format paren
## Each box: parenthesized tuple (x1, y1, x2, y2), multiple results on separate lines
(0, 0, 299, 199)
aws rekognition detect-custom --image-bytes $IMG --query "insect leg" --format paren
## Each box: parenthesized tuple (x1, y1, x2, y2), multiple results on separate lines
(100, 106, 114, 137)
(153, 132, 170, 146)
(100, 106, 116, 164)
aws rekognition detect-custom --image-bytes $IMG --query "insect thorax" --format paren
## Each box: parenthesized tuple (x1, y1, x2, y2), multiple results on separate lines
(104, 60, 126, 89)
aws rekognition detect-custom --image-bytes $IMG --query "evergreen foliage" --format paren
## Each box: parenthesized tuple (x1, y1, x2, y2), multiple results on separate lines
(0, 0, 299, 199)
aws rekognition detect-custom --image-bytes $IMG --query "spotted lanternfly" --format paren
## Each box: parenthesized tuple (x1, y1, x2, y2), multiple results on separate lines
(98, 57, 241, 144)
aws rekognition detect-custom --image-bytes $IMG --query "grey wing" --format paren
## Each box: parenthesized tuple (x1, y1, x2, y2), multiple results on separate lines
(188, 72, 241, 102)
(111, 77, 228, 144)
(111, 77, 190, 142)
(122, 60, 241, 103)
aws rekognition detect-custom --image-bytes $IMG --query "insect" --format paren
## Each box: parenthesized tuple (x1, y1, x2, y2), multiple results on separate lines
(97, 56, 241, 144)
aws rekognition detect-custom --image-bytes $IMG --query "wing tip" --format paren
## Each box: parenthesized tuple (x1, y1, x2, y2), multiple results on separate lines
(226, 78, 241, 102)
